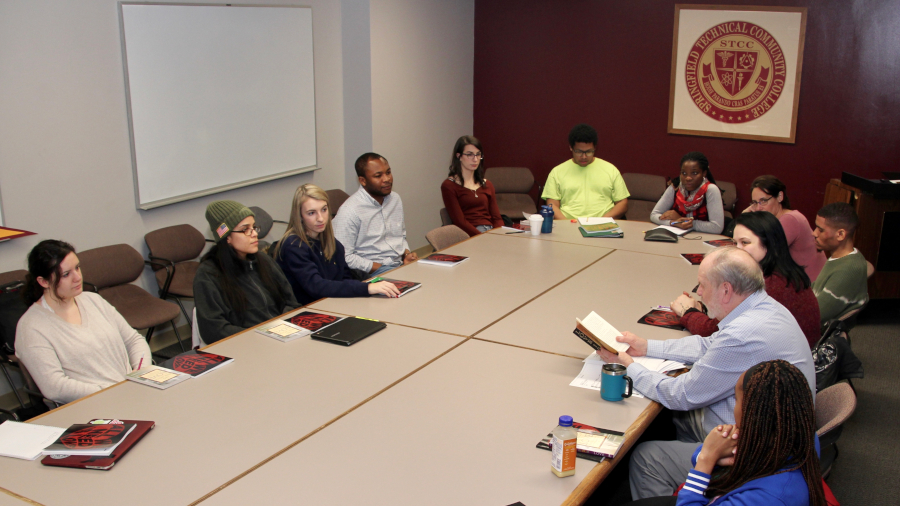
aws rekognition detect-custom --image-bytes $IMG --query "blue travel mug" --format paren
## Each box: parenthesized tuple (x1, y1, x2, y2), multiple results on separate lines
(600, 363, 633, 402)
(541, 205, 554, 234)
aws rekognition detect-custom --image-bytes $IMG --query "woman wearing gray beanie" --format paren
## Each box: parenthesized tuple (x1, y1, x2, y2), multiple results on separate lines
(193, 200, 299, 344)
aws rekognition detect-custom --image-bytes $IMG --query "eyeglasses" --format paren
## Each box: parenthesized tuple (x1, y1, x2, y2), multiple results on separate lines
(572, 149, 595, 157)
(461, 152, 483, 160)
(749, 196, 774, 207)
(234, 225, 261, 236)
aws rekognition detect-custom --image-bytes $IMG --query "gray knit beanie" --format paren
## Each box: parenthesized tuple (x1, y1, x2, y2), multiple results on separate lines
(205, 200, 254, 242)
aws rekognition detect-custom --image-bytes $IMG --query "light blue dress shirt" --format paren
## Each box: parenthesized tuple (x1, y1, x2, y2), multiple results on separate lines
(332, 186, 410, 273)
(627, 290, 816, 433)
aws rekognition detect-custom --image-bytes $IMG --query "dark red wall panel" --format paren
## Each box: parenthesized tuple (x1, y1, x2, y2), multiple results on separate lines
(474, 0, 900, 219)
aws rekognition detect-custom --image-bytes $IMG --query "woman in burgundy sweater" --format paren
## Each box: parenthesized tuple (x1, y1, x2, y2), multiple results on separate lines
(672, 212, 821, 348)
(440, 135, 504, 237)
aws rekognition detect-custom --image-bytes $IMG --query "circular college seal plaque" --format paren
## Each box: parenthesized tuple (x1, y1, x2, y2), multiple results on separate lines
(684, 21, 787, 123)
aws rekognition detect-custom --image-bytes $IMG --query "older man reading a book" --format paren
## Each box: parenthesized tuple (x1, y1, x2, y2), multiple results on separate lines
(598, 247, 815, 499)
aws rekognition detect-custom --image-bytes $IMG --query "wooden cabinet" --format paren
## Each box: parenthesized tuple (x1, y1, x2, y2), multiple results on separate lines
(823, 178, 900, 299)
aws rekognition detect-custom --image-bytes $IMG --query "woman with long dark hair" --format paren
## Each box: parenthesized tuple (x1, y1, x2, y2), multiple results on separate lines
(742, 175, 825, 281)
(439, 135, 503, 236)
(675, 359, 825, 505)
(650, 152, 725, 233)
(15, 240, 151, 403)
(672, 212, 820, 347)
(275, 184, 400, 305)
(194, 200, 298, 343)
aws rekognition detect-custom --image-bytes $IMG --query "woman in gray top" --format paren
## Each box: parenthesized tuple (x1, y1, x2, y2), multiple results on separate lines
(649, 152, 725, 234)
(15, 240, 151, 404)
(193, 200, 299, 344)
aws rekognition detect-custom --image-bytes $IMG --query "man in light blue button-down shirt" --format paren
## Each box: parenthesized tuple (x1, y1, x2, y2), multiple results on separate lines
(599, 247, 815, 499)
(333, 153, 418, 277)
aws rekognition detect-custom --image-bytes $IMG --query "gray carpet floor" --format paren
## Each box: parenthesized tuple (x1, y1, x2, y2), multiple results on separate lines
(824, 300, 900, 505)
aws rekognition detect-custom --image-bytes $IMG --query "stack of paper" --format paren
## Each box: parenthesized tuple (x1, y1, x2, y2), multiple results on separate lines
(0, 422, 66, 460)
(579, 222, 623, 238)
(578, 217, 615, 226)
(649, 224, 692, 236)
(569, 352, 687, 398)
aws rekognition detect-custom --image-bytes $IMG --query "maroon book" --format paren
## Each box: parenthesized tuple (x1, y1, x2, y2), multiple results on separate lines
(375, 279, 422, 297)
(704, 238, 735, 248)
(41, 420, 155, 470)
(681, 253, 705, 265)
(161, 350, 233, 377)
(637, 309, 685, 331)
(287, 311, 343, 331)
(418, 253, 469, 267)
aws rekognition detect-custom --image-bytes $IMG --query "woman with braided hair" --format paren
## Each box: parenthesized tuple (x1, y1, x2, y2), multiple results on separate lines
(675, 359, 825, 505)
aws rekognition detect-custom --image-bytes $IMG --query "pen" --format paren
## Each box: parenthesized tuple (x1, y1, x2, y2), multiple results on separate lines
(506, 230, 525, 234)
(653, 306, 671, 311)
(137, 357, 143, 370)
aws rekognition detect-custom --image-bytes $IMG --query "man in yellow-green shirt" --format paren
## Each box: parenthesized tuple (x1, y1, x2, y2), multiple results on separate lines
(542, 124, 630, 220)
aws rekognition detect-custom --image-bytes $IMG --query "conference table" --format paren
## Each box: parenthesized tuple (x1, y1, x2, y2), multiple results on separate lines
(0, 220, 727, 506)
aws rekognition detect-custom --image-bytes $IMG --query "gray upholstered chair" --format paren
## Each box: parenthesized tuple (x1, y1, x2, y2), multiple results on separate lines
(485, 167, 536, 220)
(144, 224, 206, 324)
(425, 225, 469, 251)
(326, 189, 351, 218)
(621, 173, 667, 222)
(439, 208, 453, 226)
(717, 180, 738, 218)
(816, 381, 857, 477)
(78, 244, 185, 356)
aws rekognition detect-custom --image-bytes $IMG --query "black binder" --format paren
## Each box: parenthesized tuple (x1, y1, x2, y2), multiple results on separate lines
(311, 317, 386, 346)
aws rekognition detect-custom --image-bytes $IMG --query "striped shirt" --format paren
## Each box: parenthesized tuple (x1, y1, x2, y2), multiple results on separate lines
(627, 290, 815, 433)
(332, 186, 410, 273)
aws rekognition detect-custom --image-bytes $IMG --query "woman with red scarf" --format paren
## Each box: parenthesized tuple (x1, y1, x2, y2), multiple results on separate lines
(650, 152, 725, 233)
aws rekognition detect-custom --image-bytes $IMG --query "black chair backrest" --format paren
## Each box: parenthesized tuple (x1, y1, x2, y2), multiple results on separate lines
(250, 206, 275, 239)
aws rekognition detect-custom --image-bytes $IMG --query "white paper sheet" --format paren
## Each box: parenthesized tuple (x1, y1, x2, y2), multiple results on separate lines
(578, 217, 615, 225)
(0, 422, 66, 460)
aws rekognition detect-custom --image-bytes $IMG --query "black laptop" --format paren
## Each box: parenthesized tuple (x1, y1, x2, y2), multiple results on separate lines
(311, 317, 386, 346)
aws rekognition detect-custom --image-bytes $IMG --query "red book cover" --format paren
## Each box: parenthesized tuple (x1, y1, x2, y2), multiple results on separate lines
(704, 238, 735, 248)
(287, 311, 342, 331)
(681, 253, 705, 265)
(418, 253, 469, 266)
(41, 420, 155, 470)
(637, 309, 685, 331)
(376, 279, 422, 297)
(160, 350, 233, 377)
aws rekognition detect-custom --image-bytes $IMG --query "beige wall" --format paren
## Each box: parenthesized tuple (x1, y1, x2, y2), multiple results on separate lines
(370, 0, 475, 249)
(0, 0, 474, 403)
(0, 0, 346, 277)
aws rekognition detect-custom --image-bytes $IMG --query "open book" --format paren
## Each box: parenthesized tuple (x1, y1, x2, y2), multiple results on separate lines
(573, 312, 630, 355)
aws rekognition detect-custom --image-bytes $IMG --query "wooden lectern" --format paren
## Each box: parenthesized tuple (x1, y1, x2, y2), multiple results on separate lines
(823, 174, 900, 299)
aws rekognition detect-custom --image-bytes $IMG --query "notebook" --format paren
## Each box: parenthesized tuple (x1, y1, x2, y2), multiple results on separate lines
(311, 317, 386, 346)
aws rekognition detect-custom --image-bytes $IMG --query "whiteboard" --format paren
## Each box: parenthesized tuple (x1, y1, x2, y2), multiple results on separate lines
(119, 3, 317, 209)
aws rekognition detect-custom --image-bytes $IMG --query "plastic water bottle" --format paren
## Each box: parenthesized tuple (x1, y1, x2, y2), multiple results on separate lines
(541, 204, 554, 234)
(550, 415, 577, 477)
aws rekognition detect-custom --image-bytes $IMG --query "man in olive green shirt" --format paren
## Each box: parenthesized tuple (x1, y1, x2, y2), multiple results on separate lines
(812, 202, 869, 323)
(542, 124, 630, 220)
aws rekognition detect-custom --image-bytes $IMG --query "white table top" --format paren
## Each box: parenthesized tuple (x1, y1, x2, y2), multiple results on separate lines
(310, 234, 613, 336)
(201, 339, 653, 506)
(0, 318, 463, 506)
(475, 249, 701, 358)
(491, 220, 726, 259)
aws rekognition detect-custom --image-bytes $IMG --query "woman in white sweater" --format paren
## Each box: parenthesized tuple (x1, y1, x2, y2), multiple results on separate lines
(15, 240, 151, 404)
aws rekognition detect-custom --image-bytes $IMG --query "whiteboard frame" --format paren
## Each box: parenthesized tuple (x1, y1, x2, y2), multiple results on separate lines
(118, 2, 319, 210)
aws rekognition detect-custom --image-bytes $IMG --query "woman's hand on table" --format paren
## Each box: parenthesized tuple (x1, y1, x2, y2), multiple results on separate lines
(671, 293, 701, 317)
(659, 210, 682, 222)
